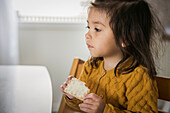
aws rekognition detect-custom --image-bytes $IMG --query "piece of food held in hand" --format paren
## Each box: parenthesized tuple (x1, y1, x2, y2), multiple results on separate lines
(64, 78, 90, 101)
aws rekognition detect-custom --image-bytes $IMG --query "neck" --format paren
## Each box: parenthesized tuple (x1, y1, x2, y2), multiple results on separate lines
(103, 54, 123, 71)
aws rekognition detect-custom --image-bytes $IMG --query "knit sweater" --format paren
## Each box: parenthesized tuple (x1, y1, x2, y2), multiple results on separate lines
(64, 57, 158, 113)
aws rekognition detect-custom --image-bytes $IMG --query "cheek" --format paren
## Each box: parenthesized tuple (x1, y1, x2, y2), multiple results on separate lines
(110, 40, 118, 48)
(103, 38, 119, 51)
(94, 40, 105, 49)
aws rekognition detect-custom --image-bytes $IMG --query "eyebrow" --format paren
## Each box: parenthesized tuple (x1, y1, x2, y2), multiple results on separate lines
(87, 20, 105, 27)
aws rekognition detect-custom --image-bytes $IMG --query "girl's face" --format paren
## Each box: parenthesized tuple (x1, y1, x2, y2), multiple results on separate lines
(85, 8, 122, 58)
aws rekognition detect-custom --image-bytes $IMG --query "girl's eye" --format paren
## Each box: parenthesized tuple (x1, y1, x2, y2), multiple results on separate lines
(95, 28, 101, 32)
(86, 26, 90, 29)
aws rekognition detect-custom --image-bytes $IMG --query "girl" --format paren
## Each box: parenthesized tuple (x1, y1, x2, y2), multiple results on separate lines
(60, 0, 164, 112)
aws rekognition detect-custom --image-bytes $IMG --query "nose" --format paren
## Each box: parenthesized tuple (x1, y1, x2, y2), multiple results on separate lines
(85, 30, 91, 40)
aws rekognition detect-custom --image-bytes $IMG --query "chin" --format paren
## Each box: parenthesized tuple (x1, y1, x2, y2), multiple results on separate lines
(89, 52, 101, 58)
(90, 54, 100, 58)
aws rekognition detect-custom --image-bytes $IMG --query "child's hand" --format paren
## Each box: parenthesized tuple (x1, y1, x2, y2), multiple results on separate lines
(79, 93, 106, 113)
(60, 76, 75, 99)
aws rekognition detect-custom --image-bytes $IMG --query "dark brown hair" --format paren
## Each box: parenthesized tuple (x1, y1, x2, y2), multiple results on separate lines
(88, 0, 165, 79)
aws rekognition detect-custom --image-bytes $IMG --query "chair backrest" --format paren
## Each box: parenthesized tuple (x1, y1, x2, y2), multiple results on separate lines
(58, 58, 170, 113)
(0, 65, 52, 113)
(156, 76, 170, 113)
(156, 76, 170, 101)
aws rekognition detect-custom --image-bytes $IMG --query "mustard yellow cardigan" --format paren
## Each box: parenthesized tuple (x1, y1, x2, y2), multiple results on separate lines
(64, 58, 158, 113)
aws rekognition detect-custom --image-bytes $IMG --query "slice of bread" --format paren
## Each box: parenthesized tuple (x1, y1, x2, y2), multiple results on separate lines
(64, 78, 90, 101)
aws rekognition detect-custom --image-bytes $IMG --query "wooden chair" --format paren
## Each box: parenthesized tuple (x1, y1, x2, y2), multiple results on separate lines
(156, 76, 170, 113)
(58, 58, 170, 113)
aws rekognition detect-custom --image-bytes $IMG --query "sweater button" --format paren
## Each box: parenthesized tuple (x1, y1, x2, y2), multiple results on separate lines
(100, 94, 103, 99)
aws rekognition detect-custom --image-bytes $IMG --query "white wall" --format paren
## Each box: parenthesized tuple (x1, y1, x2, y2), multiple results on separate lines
(13, 0, 88, 16)
(18, 23, 90, 111)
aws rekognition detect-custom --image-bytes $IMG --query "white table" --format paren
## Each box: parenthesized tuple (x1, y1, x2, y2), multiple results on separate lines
(0, 65, 52, 113)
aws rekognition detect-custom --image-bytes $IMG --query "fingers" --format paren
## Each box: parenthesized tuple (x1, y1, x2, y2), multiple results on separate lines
(59, 75, 75, 99)
(66, 75, 73, 84)
(59, 82, 66, 92)
(84, 93, 100, 101)
(65, 75, 73, 83)
(60, 75, 73, 92)
(67, 75, 74, 79)
(59, 85, 64, 92)
(79, 95, 99, 112)
(83, 98, 95, 104)
(80, 93, 105, 113)
(79, 103, 93, 113)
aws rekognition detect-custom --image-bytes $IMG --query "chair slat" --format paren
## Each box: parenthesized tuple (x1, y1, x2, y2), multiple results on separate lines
(156, 76, 170, 101)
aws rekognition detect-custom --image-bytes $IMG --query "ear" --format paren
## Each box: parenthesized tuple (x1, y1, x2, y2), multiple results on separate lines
(121, 43, 126, 47)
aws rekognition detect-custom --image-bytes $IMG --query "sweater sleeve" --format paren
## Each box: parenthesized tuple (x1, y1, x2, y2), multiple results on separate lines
(103, 67, 158, 113)
(64, 60, 91, 112)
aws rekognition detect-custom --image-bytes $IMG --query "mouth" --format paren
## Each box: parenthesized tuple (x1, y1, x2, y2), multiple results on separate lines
(87, 44, 94, 48)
